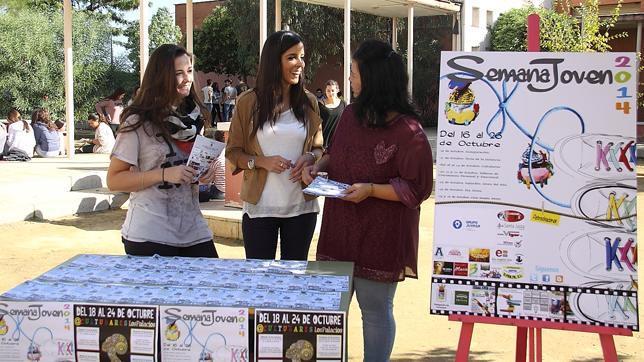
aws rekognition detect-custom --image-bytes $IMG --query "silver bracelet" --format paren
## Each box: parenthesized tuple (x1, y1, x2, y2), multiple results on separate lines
(305, 151, 317, 161)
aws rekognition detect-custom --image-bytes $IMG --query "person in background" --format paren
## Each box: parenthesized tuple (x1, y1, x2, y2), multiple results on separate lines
(303, 39, 433, 362)
(226, 30, 324, 261)
(107, 44, 219, 258)
(95, 87, 125, 135)
(78, 113, 115, 154)
(201, 79, 214, 118)
(222, 79, 237, 122)
(4, 109, 35, 157)
(127, 86, 140, 106)
(0, 120, 7, 154)
(212, 82, 223, 125)
(315, 88, 324, 101)
(318, 79, 346, 149)
(31, 108, 60, 157)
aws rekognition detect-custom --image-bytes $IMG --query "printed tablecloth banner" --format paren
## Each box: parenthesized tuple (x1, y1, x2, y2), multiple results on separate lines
(430, 51, 638, 330)
(74, 303, 158, 361)
(254, 309, 345, 361)
(160, 306, 249, 361)
(0, 301, 74, 361)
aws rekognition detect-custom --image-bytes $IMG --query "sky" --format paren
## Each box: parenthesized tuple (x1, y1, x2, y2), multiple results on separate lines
(115, 0, 178, 57)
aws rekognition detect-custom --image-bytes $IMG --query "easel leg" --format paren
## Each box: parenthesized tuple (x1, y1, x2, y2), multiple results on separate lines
(455, 322, 474, 362)
(515, 326, 528, 362)
(536, 328, 542, 362)
(599, 334, 618, 362)
(529, 327, 535, 362)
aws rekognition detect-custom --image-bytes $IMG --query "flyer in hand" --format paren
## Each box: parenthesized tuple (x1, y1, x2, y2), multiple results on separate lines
(186, 135, 225, 182)
(303, 176, 350, 198)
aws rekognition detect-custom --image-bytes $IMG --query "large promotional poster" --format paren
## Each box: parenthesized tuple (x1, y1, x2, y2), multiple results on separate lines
(0, 301, 74, 361)
(254, 309, 345, 361)
(160, 306, 249, 361)
(430, 52, 638, 330)
(73, 303, 158, 361)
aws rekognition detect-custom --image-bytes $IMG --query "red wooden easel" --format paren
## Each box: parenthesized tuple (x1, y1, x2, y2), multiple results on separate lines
(450, 314, 633, 362)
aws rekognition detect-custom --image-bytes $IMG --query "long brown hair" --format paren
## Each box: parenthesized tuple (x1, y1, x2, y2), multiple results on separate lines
(7, 109, 29, 132)
(120, 44, 209, 137)
(31, 108, 57, 131)
(253, 30, 311, 135)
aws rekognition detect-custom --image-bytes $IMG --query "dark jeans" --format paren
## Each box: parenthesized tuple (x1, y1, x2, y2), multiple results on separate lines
(122, 237, 218, 258)
(109, 123, 119, 136)
(79, 144, 94, 153)
(212, 103, 222, 124)
(242, 212, 317, 260)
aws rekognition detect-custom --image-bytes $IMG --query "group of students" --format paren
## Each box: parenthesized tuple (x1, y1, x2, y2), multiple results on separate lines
(0, 108, 65, 160)
(105, 31, 433, 362)
(200, 78, 241, 124)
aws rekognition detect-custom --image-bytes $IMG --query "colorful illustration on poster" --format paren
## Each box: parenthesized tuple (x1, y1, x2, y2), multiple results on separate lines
(445, 80, 480, 125)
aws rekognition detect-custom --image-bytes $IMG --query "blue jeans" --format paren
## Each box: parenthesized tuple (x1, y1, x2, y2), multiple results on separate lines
(223, 103, 235, 122)
(353, 277, 398, 362)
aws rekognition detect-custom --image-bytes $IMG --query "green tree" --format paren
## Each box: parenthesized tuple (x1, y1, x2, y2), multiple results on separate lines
(490, 0, 625, 52)
(124, 7, 183, 76)
(0, 7, 125, 120)
(0, 0, 139, 25)
(194, 0, 391, 81)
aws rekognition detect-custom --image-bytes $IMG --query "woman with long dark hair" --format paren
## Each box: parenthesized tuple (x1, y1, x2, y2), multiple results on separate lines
(303, 39, 433, 361)
(95, 87, 126, 134)
(318, 79, 346, 148)
(226, 30, 323, 260)
(31, 108, 61, 157)
(107, 44, 219, 258)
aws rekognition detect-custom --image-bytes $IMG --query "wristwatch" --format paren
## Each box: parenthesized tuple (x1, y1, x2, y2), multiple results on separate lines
(247, 157, 255, 170)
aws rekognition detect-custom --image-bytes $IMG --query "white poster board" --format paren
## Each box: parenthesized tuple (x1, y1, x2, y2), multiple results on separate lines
(430, 52, 638, 330)
(160, 306, 249, 362)
(0, 301, 74, 361)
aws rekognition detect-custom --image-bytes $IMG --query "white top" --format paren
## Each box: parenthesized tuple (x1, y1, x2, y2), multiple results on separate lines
(0, 124, 6, 154)
(93, 122, 116, 154)
(201, 85, 213, 104)
(223, 86, 237, 105)
(6, 121, 35, 157)
(243, 110, 319, 218)
(111, 115, 212, 247)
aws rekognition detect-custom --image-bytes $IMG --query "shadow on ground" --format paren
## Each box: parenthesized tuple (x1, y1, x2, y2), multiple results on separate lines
(39, 209, 125, 232)
(570, 355, 632, 362)
(392, 347, 497, 361)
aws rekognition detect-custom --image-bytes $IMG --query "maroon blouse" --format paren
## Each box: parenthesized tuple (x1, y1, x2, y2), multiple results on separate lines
(316, 105, 433, 282)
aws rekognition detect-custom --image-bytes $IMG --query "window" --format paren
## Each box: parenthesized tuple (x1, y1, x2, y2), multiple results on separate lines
(472, 7, 480, 27)
(487, 10, 494, 27)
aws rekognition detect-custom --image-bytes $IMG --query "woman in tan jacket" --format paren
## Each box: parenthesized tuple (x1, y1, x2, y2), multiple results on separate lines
(226, 30, 323, 260)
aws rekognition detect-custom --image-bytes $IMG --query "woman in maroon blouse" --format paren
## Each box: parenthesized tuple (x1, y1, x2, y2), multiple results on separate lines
(303, 40, 433, 361)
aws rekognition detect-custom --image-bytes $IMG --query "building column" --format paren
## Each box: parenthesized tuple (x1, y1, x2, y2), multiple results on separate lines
(63, 0, 75, 157)
(139, 0, 149, 81)
(392, 17, 398, 51)
(344, 0, 351, 104)
(407, 5, 414, 96)
(275, 0, 282, 31)
(260, 0, 268, 55)
(186, 0, 193, 54)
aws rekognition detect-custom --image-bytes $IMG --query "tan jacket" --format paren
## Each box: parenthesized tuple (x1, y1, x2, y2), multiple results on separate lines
(225, 89, 324, 204)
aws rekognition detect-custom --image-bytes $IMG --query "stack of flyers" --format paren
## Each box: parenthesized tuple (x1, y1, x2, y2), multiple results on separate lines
(303, 176, 351, 198)
(186, 134, 226, 181)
